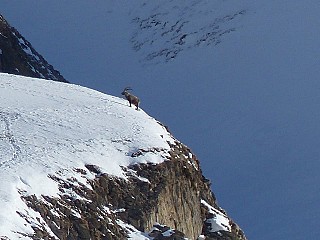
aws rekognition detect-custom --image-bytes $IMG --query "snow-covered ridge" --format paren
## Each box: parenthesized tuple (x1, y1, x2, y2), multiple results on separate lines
(0, 73, 174, 238)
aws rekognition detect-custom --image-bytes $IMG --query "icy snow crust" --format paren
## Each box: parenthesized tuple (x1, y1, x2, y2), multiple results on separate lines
(0, 73, 174, 238)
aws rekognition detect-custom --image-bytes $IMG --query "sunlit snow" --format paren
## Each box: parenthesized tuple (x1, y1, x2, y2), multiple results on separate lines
(201, 199, 231, 232)
(0, 73, 174, 238)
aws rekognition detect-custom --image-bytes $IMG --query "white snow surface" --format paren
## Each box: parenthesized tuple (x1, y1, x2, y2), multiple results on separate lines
(117, 220, 151, 240)
(201, 199, 231, 233)
(0, 73, 174, 238)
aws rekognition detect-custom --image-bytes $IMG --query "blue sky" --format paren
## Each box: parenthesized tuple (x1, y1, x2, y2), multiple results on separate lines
(2, 1, 320, 239)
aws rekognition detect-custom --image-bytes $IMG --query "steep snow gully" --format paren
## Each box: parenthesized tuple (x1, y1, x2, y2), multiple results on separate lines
(0, 73, 243, 239)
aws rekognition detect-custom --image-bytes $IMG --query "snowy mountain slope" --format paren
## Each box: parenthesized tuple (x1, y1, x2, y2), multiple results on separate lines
(0, 73, 173, 238)
(0, 73, 243, 239)
(129, 0, 246, 63)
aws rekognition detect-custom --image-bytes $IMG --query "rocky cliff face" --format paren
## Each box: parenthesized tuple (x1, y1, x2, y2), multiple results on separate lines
(15, 140, 246, 240)
(0, 15, 67, 82)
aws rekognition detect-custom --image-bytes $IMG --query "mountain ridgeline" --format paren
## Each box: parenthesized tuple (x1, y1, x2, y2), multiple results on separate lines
(0, 14, 246, 240)
(0, 15, 67, 82)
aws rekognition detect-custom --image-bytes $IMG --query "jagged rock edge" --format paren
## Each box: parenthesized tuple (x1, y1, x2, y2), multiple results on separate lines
(6, 139, 246, 240)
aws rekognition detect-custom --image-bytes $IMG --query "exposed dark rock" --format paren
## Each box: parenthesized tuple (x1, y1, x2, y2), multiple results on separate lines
(0, 14, 67, 82)
(149, 223, 186, 240)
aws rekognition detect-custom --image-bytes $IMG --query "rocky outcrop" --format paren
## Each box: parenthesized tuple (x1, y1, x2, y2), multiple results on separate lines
(0, 15, 67, 82)
(17, 140, 246, 240)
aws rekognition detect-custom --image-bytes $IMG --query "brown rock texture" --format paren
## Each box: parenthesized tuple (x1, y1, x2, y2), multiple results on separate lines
(16, 140, 246, 240)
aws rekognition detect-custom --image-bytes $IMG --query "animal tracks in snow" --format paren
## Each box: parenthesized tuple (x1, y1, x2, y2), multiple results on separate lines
(0, 111, 22, 167)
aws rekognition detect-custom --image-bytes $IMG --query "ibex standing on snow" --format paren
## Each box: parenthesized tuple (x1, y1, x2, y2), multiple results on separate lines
(121, 87, 140, 110)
